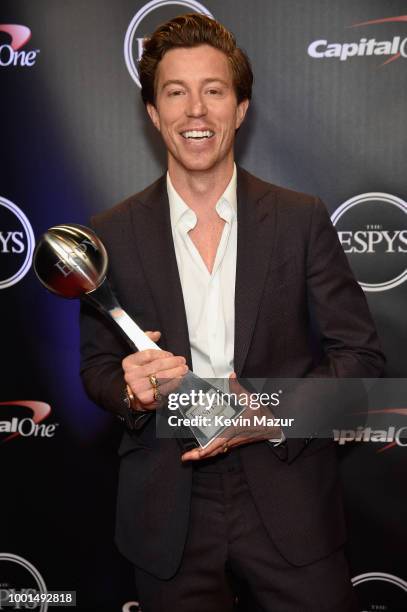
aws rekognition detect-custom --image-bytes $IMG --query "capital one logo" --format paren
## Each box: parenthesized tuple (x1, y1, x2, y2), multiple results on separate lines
(334, 409, 407, 454)
(0, 401, 57, 445)
(308, 15, 407, 66)
(0, 24, 40, 68)
(124, 0, 214, 87)
(0, 197, 35, 289)
(332, 193, 407, 292)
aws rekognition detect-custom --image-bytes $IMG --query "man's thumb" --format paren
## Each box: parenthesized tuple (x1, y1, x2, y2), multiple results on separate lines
(145, 330, 161, 339)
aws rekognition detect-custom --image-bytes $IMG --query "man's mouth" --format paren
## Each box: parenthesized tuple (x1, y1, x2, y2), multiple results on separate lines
(180, 130, 215, 140)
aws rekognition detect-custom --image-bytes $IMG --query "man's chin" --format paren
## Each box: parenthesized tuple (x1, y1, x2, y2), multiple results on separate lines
(170, 156, 225, 174)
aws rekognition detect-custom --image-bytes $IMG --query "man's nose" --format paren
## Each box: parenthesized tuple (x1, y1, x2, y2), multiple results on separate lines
(185, 93, 207, 117)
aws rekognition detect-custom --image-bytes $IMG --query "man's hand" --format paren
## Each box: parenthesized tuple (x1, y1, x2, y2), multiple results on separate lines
(181, 373, 283, 461)
(122, 331, 189, 411)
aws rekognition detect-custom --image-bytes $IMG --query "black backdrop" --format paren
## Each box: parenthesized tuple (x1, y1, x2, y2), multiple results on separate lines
(1, 1, 406, 610)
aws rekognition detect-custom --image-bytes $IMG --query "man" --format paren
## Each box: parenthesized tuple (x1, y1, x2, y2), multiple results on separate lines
(80, 14, 384, 612)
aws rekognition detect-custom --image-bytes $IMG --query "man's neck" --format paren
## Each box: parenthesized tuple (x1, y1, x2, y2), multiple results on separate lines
(168, 158, 235, 215)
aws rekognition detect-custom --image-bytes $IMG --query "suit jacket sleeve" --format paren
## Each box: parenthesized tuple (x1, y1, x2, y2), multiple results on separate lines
(79, 215, 152, 431)
(306, 197, 384, 378)
(270, 197, 385, 463)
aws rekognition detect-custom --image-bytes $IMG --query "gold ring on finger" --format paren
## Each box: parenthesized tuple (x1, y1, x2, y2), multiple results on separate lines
(222, 443, 229, 453)
(149, 373, 158, 388)
(153, 387, 162, 402)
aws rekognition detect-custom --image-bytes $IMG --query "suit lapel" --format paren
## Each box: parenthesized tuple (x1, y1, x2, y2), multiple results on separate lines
(129, 176, 193, 368)
(234, 168, 278, 375)
(128, 169, 278, 376)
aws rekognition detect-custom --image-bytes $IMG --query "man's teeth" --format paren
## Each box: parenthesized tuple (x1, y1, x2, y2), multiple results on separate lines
(182, 130, 214, 139)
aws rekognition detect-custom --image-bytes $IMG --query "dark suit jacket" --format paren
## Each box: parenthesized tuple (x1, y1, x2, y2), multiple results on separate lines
(79, 167, 384, 579)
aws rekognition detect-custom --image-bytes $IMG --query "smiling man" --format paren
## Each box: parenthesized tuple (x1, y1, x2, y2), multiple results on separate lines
(146, 44, 248, 180)
(80, 14, 384, 612)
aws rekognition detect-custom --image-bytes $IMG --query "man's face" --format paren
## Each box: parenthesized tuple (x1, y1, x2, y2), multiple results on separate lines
(147, 44, 249, 175)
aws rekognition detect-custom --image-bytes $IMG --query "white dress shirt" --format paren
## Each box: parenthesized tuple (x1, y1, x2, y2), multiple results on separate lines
(167, 165, 237, 386)
(167, 166, 284, 445)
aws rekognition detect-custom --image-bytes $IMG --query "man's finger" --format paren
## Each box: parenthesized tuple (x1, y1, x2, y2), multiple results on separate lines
(145, 330, 161, 340)
(229, 372, 250, 402)
(125, 357, 186, 386)
(157, 374, 188, 396)
(182, 437, 228, 461)
(127, 349, 173, 367)
(126, 364, 187, 396)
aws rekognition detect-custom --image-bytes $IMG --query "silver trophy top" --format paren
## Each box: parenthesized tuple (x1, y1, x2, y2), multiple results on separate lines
(33, 224, 108, 299)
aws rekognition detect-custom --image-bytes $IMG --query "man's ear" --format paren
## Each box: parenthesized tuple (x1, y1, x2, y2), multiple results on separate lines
(146, 102, 160, 132)
(235, 99, 249, 130)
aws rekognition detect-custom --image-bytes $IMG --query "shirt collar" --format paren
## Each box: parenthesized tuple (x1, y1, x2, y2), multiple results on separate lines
(167, 164, 237, 230)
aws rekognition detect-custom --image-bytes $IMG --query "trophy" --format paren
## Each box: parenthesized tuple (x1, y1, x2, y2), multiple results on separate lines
(33, 224, 245, 449)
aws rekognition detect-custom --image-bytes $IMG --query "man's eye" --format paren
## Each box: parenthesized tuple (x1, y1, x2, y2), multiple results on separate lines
(207, 89, 221, 95)
(168, 90, 184, 96)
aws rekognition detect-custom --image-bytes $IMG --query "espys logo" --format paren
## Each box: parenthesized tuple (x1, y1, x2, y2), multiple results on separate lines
(122, 602, 141, 612)
(0, 401, 57, 445)
(308, 15, 407, 66)
(124, 0, 213, 87)
(352, 572, 407, 611)
(331, 193, 407, 292)
(0, 196, 35, 289)
(0, 553, 48, 611)
(0, 24, 40, 68)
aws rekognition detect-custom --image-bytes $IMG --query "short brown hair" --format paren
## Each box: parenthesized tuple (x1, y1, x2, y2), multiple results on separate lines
(139, 13, 253, 106)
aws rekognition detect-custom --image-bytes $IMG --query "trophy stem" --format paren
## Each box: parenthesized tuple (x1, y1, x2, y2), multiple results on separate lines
(84, 279, 159, 351)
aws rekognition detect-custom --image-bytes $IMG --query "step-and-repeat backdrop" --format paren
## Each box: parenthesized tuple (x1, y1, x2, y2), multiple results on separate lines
(1, 1, 406, 610)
